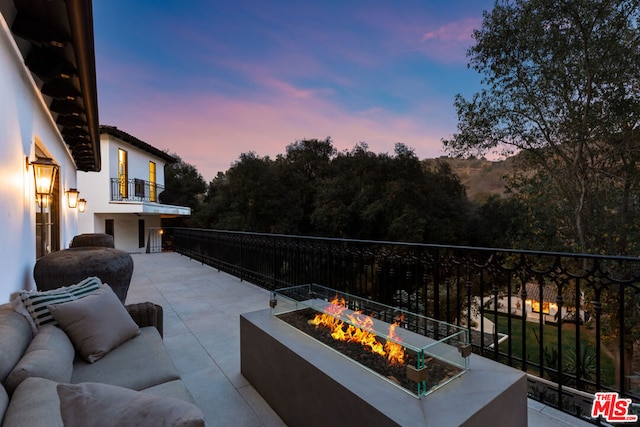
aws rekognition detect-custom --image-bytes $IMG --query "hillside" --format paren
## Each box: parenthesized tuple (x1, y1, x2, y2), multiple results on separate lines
(422, 156, 517, 202)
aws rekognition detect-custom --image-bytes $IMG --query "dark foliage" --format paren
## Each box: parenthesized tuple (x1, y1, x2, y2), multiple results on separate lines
(185, 139, 519, 246)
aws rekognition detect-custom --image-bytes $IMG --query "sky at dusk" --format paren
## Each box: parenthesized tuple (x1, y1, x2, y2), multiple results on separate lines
(92, 0, 496, 181)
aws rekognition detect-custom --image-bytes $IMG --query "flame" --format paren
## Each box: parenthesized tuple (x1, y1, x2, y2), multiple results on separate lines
(310, 296, 406, 365)
(384, 317, 406, 366)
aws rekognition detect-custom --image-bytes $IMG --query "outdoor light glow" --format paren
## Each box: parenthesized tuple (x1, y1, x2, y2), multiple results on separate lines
(31, 157, 57, 196)
(37, 195, 50, 209)
(66, 188, 79, 208)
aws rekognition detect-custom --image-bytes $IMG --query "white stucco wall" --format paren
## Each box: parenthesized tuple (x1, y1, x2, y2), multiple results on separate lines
(90, 213, 162, 253)
(0, 15, 79, 302)
(77, 135, 111, 232)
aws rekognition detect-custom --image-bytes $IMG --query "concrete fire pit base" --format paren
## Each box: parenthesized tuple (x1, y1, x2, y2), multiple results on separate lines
(240, 308, 527, 427)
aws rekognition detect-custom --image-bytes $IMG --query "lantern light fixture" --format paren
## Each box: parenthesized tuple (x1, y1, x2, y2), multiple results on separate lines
(31, 157, 58, 197)
(66, 188, 79, 208)
(78, 198, 87, 213)
(30, 157, 58, 258)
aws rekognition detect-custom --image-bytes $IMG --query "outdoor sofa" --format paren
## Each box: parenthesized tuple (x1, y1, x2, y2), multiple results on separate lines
(0, 277, 204, 426)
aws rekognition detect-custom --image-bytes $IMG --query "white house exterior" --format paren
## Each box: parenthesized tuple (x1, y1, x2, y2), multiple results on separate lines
(77, 126, 190, 253)
(0, 0, 101, 302)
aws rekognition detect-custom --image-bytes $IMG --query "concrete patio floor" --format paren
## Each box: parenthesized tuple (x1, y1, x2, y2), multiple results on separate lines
(125, 252, 593, 427)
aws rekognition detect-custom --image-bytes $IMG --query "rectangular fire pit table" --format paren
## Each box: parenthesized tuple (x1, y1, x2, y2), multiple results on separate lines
(240, 285, 527, 426)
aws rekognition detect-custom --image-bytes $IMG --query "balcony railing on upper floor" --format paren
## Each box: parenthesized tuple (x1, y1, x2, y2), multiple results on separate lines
(152, 227, 640, 424)
(110, 178, 164, 203)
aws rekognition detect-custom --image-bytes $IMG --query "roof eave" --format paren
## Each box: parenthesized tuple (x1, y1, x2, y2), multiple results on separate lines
(65, 0, 100, 171)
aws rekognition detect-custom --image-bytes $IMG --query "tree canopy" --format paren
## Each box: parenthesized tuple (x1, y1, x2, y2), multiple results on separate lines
(444, 0, 640, 254)
(159, 154, 207, 226)
(190, 140, 487, 244)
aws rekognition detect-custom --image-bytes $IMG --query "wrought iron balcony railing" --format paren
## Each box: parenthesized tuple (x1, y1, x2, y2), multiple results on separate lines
(110, 178, 164, 203)
(159, 227, 640, 424)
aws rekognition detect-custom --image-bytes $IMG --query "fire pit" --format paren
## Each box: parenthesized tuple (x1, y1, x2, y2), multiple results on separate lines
(270, 284, 469, 398)
(240, 284, 528, 426)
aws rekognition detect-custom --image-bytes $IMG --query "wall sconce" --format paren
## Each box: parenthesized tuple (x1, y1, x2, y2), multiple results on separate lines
(78, 199, 87, 213)
(31, 157, 58, 197)
(66, 188, 79, 208)
(30, 157, 58, 258)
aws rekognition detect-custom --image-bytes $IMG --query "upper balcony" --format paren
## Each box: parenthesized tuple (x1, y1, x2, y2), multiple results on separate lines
(111, 178, 162, 203)
(108, 178, 190, 216)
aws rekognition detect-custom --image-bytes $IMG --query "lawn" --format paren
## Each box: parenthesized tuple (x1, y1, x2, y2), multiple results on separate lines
(492, 313, 615, 387)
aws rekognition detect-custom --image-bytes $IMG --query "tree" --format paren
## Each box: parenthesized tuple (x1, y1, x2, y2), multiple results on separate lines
(197, 140, 471, 242)
(312, 143, 471, 243)
(466, 194, 528, 249)
(160, 155, 207, 226)
(197, 152, 292, 232)
(444, 0, 640, 391)
(444, 0, 640, 255)
(310, 143, 375, 238)
(280, 138, 336, 234)
(419, 160, 471, 244)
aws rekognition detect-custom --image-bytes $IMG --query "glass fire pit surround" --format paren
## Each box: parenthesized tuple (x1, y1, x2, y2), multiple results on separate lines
(270, 284, 470, 398)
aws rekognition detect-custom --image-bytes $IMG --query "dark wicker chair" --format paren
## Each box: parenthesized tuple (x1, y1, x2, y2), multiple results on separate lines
(126, 302, 164, 338)
(33, 247, 133, 304)
(70, 233, 115, 248)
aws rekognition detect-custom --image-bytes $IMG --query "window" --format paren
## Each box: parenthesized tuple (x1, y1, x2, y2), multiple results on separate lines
(149, 161, 156, 202)
(105, 219, 114, 238)
(138, 219, 145, 248)
(118, 149, 128, 198)
(134, 178, 145, 199)
(532, 300, 550, 314)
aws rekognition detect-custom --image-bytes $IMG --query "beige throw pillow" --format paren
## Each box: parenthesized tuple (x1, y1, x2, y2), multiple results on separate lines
(57, 383, 205, 427)
(48, 285, 139, 363)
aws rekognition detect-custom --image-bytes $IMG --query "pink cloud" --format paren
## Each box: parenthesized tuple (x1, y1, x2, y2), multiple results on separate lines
(358, 6, 481, 65)
(421, 18, 478, 43)
(416, 18, 480, 63)
(100, 81, 453, 182)
(187, 33, 358, 93)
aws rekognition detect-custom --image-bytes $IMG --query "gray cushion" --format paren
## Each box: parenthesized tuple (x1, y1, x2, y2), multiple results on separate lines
(0, 304, 32, 383)
(142, 379, 198, 404)
(71, 327, 180, 390)
(2, 377, 63, 427)
(57, 382, 205, 427)
(0, 385, 8, 425)
(5, 325, 74, 394)
(49, 284, 139, 363)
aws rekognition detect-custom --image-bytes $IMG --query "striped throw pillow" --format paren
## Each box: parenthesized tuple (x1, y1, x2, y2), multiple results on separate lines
(15, 277, 102, 332)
